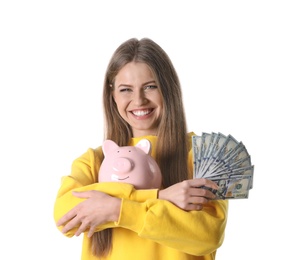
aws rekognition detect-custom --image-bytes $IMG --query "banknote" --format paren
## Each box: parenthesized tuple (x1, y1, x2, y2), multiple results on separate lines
(192, 132, 254, 199)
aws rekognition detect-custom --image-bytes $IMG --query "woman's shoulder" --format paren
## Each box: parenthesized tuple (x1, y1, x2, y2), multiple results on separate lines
(187, 131, 196, 137)
(73, 146, 104, 164)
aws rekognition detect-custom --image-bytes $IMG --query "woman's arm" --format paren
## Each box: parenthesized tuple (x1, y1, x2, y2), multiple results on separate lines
(53, 148, 159, 236)
(117, 190, 228, 256)
(56, 178, 227, 256)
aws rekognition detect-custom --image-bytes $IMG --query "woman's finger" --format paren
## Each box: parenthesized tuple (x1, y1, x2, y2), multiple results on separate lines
(189, 187, 216, 199)
(75, 220, 90, 237)
(56, 208, 77, 227)
(87, 226, 96, 238)
(61, 215, 81, 234)
(189, 178, 219, 190)
(72, 190, 93, 198)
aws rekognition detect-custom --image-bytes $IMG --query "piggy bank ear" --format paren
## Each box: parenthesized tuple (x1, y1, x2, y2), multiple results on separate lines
(102, 140, 119, 156)
(135, 139, 151, 154)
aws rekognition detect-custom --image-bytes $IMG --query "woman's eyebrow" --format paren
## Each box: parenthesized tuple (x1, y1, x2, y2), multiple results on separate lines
(117, 80, 156, 88)
(142, 80, 157, 86)
(117, 84, 132, 88)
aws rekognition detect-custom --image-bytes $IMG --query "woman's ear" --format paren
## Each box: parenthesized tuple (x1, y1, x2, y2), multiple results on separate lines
(110, 85, 116, 102)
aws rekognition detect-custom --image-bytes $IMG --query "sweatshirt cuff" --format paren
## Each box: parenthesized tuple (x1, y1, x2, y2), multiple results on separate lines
(115, 199, 147, 233)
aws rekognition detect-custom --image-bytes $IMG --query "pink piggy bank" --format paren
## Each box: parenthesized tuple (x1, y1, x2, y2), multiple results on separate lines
(99, 139, 162, 189)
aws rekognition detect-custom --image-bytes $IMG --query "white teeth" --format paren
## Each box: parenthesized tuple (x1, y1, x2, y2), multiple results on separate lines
(132, 110, 151, 116)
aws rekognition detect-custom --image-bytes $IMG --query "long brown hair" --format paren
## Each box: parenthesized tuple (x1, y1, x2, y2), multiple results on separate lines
(92, 38, 190, 257)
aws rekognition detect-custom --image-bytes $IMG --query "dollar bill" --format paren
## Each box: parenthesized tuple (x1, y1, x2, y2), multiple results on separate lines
(192, 132, 254, 199)
(210, 175, 252, 199)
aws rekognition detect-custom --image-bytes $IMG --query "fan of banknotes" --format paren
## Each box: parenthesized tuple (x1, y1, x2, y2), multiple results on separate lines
(192, 132, 254, 200)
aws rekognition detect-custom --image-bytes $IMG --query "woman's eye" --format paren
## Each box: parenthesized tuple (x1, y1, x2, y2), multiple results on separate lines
(145, 85, 157, 90)
(119, 88, 132, 92)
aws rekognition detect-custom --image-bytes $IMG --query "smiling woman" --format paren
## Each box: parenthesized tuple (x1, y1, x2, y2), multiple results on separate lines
(53, 38, 228, 260)
(111, 62, 163, 137)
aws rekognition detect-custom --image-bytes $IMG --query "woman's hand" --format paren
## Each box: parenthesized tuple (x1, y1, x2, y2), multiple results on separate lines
(56, 190, 121, 237)
(158, 178, 218, 211)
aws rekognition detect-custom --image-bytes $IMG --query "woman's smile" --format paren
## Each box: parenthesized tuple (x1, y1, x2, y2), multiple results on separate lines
(130, 108, 154, 117)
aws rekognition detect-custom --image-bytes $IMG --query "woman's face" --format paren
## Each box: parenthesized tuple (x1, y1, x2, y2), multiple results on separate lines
(112, 62, 163, 137)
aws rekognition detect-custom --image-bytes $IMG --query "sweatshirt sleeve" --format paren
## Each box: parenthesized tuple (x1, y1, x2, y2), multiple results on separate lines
(53, 148, 158, 236)
(113, 132, 228, 256)
(116, 198, 228, 256)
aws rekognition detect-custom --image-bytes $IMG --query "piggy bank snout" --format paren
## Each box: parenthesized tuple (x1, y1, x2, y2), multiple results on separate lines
(112, 157, 134, 173)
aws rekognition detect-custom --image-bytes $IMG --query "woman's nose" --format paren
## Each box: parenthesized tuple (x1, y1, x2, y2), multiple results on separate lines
(133, 90, 148, 105)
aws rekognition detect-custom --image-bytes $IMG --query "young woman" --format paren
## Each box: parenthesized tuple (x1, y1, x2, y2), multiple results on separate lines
(54, 38, 228, 260)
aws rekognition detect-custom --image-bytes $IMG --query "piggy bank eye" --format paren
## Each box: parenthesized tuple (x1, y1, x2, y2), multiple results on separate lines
(128, 150, 131, 152)
(117, 150, 120, 153)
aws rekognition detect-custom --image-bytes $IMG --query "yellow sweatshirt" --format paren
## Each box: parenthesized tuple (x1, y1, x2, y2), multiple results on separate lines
(53, 133, 228, 260)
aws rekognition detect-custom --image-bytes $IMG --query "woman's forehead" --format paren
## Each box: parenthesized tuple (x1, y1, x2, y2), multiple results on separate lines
(114, 62, 155, 86)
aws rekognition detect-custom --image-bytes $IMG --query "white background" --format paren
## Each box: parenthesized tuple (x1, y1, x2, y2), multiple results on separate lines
(1, 1, 295, 259)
